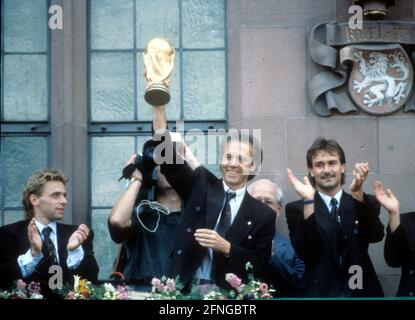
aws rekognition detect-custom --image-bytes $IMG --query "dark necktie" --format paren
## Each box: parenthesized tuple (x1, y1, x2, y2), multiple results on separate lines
(42, 227, 58, 266)
(216, 190, 237, 238)
(330, 198, 347, 266)
(330, 198, 339, 223)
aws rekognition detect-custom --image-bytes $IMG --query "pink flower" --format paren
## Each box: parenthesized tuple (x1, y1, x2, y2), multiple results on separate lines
(116, 285, 129, 299)
(151, 278, 161, 287)
(27, 281, 41, 295)
(259, 283, 268, 292)
(225, 273, 242, 289)
(165, 279, 176, 293)
(261, 293, 272, 299)
(66, 291, 76, 300)
(16, 279, 26, 290)
(151, 278, 165, 292)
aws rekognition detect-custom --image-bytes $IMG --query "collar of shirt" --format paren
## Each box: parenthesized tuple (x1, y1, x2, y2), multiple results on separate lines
(34, 220, 57, 240)
(318, 189, 343, 212)
(222, 181, 246, 222)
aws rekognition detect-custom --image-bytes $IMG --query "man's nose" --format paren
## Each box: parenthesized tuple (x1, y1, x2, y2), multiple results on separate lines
(229, 157, 239, 166)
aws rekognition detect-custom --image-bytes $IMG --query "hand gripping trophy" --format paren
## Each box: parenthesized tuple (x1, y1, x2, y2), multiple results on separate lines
(143, 37, 175, 106)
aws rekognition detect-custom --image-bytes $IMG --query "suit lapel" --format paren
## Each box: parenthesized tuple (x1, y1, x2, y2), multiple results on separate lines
(205, 179, 225, 229)
(57, 223, 67, 267)
(338, 192, 355, 240)
(227, 192, 256, 244)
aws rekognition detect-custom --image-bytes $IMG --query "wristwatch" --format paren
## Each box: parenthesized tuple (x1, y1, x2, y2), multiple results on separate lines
(130, 177, 142, 184)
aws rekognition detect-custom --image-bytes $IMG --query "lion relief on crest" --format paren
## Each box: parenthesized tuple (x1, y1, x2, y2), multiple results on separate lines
(352, 51, 410, 108)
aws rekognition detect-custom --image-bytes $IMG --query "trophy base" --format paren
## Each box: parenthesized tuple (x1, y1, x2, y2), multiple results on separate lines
(144, 84, 170, 107)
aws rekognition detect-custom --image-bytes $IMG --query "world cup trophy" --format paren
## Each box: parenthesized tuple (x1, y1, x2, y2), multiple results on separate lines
(143, 37, 175, 106)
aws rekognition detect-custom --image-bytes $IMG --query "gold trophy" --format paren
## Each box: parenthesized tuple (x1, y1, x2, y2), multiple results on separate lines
(143, 37, 175, 106)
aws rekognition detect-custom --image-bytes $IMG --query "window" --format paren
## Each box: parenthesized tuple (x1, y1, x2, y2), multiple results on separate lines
(89, 0, 227, 279)
(1, 0, 50, 226)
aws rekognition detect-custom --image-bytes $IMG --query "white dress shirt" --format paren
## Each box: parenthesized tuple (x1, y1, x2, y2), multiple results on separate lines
(195, 182, 246, 281)
(318, 189, 343, 214)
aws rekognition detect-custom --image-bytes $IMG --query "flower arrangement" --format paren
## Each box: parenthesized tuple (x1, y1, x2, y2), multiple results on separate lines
(226, 262, 275, 299)
(149, 262, 275, 300)
(64, 275, 129, 300)
(149, 276, 185, 300)
(0, 279, 43, 299)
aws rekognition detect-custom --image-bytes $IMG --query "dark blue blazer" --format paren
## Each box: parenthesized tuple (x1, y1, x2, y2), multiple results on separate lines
(286, 191, 384, 297)
(384, 212, 415, 297)
(269, 233, 305, 296)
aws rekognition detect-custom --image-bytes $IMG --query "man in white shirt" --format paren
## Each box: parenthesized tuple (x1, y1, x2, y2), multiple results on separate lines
(150, 97, 275, 291)
(285, 138, 384, 297)
(0, 169, 99, 298)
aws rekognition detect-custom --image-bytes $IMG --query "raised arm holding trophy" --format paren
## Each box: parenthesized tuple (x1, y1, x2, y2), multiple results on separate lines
(143, 37, 175, 107)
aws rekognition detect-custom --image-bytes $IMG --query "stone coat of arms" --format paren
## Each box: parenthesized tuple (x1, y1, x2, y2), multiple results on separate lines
(341, 44, 413, 114)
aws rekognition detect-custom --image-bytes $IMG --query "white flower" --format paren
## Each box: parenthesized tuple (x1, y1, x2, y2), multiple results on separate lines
(29, 293, 44, 300)
(73, 275, 80, 291)
(104, 283, 115, 292)
(104, 291, 112, 300)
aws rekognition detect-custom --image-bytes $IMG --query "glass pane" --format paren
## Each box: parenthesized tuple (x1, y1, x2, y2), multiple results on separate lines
(91, 0, 134, 49)
(91, 53, 134, 121)
(1, 137, 48, 207)
(91, 136, 135, 207)
(3, 210, 25, 226)
(91, 209, 119, 280)
(182, 0, 225, 48)
(3, 55, 47, 120)
(136, 0, 179, 49)
(136, 54, 181, 121)
(183, 51, 225, 120)
(3, 0, 47, 52)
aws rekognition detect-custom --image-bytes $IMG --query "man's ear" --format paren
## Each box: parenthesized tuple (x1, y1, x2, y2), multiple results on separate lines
(341, 163, 346, 174)
(308, 168, 315, 178)
(29, 194, 40, 207)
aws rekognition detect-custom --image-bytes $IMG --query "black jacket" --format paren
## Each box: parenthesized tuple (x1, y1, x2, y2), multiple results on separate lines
(0, 220, 99, 294)
(286, 191, 384, 297)
(384, 212, 415, 297)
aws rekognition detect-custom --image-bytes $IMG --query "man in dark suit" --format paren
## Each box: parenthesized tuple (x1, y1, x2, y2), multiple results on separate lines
(150, 103, 275, 291)
(285, 138, 384, 297)
(374, 181, 415, 297)
(248, 179, 305, 297)
(0, 169, 99, 297)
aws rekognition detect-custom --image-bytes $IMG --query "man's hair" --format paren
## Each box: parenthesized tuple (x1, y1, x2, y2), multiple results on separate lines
(306, 137, 346, 186)
(276, 186, 284, 204)
(247, 179, 284, 204)
(221, 129, 263, 181)
(22, 169, 67, 220)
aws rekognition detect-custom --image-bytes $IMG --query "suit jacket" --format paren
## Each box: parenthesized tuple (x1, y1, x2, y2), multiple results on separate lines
(384, 212, 415, 297)
(0, 220, 99, 294)
(157, 133, 275, 289)
(267, 233, 305, 297)
(286, 191, 384, 298)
